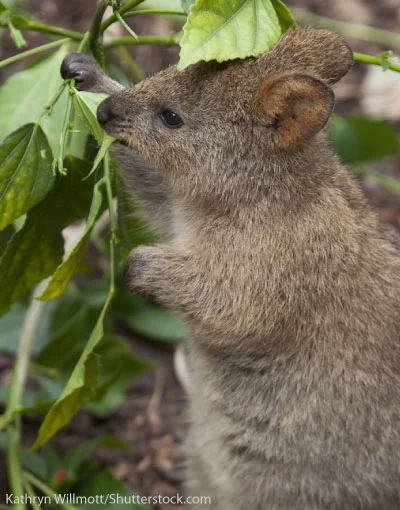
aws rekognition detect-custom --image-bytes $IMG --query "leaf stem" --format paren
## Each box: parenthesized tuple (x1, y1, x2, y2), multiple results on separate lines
(5, 281, 48, 510)
(23, 478, 41, 510)
(0, 38, 70, 69)
(354, 51, 400, 72)
(117, 46, 145, 81)
(113, 8, 139, 40)
(87, 0, 109, 67)
(101, 8, 186, 33)
(106, 34, 178, 47)
(353, 165, 400, 197)
(0, 19, 82, 41)
(21, 21, 82, 41)
(292, 8, 400, 49)
(101, 0, 145, 32)
(53, 82, 74, 175)
(104, 154, 117, 294)
(23, 471, 78, 510)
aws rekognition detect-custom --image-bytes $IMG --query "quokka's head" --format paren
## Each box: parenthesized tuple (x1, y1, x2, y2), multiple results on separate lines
(98, 28, 353, 205)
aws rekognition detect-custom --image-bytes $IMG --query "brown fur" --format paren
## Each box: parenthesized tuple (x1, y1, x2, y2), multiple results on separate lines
(62, 28, 400, 509)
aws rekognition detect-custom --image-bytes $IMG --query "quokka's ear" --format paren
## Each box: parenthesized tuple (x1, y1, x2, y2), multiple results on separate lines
(256, 73, 334, 150)
(263, 28, 354, 85)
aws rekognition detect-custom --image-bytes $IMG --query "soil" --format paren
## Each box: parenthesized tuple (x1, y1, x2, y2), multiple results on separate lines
(0, 0, 399, 508)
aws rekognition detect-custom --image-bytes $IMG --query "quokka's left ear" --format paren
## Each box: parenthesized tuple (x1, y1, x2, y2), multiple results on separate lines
(256, 72, 334, 151)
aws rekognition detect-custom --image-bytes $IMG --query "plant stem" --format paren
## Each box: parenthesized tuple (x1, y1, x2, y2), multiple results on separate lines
(0, 19, 82, 41)
(5, 281, 48, 510)
(117, 46, 145, 81)
(100, 0, 145, 33)
(7, 419, 24, 510)
(23, 478, 41, 510)
(23, 471, 78, 510)
(101, 8, 185, 33)
(104, 155, 117, 296)
(354, 51, 400, 73)
(106, 34, 177, 47)
(87, 0, 109, 67)
(53, 82, 74, 175)
(113, 8, 139, 40)
(124, 8, 187, 18)
(353, 166, 400, 197)
(0, 38, 70, 69)
(23, 21, 82, 41)
(292, 7, 400, 49)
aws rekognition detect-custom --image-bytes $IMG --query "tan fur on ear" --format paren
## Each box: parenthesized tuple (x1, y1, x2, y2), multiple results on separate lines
(262, 27, 354, 85)
(256, 72, 334, 150)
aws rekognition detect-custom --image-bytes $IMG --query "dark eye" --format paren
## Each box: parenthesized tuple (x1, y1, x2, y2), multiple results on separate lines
(159, 109, 183, 129)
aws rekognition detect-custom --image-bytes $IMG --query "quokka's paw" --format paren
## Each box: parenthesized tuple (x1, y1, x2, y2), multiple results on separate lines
(124, 245, 162, 299)
(60, 53, 101, 91)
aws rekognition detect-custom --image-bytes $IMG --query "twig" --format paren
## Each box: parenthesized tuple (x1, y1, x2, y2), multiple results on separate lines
(0, 38, 70, 69)
(106, 34, 178, 47)
(0, 19, 82, 41)
(23, 478, 41, 510)
(101, 8, 186, 33)
(354, 51, 400, 73)
(23, 471, 78, 510)
(100, 0, 145, 33)
(87, 0, 109, 67)
(5, 280, 48, 510)
(353, 166, 400, 198)
(292, 7, 400, 49)
(117, 46, 145, 81)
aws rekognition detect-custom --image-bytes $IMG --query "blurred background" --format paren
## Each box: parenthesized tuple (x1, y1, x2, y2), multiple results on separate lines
(0, 0, 399, 508)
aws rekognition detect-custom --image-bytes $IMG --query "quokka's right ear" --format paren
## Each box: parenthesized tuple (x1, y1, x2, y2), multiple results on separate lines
(255, 72, 334, 151)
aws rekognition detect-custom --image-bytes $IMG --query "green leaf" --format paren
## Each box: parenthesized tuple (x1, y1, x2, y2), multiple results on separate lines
(0, 157, 96, 317)
(0, 435, 48, 479)
(0, 3, 7, 14)
(73, 91, 109, 145)
(85, 133, 115, 179)
(0, 123, 54, 231)
(88, 335, 152, 416)
(38, 178, 106, 301)
(0, 223, 15, 253)
(181, 0, 196, 13)
(74, 470, 149, 510)
(31, 351, 100, 450)
(31, 283, 114, 450)
(329, 115, 399, 165)
(178, 0, 295, 70)
(0, 46, 88, 160)
(121, 297, 186, 343)
(117, 185, 155, 258)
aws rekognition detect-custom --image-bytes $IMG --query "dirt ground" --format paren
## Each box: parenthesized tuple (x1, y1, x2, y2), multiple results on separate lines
(0, 0, 399, 508)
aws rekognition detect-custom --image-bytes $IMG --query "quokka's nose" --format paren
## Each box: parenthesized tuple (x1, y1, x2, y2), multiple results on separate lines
(97, 97, 114, 126)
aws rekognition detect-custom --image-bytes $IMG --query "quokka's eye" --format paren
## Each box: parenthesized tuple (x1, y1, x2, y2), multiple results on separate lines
(159, 109, 183, 129)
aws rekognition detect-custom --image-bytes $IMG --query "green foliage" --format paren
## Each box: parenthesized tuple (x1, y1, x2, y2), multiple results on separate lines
(0, 1, 398, 507)
(38, 177, 106, 301)
(329, 115, 399, 164)
(31, 288, 111, 450)
(120, 296, 186, 343)
(0, 157, 98, 317)
(0, 123, 54, 231)
(178, 0, 295, 70)
(0, 48, 71, 154)
(181, 0, 195, 13)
